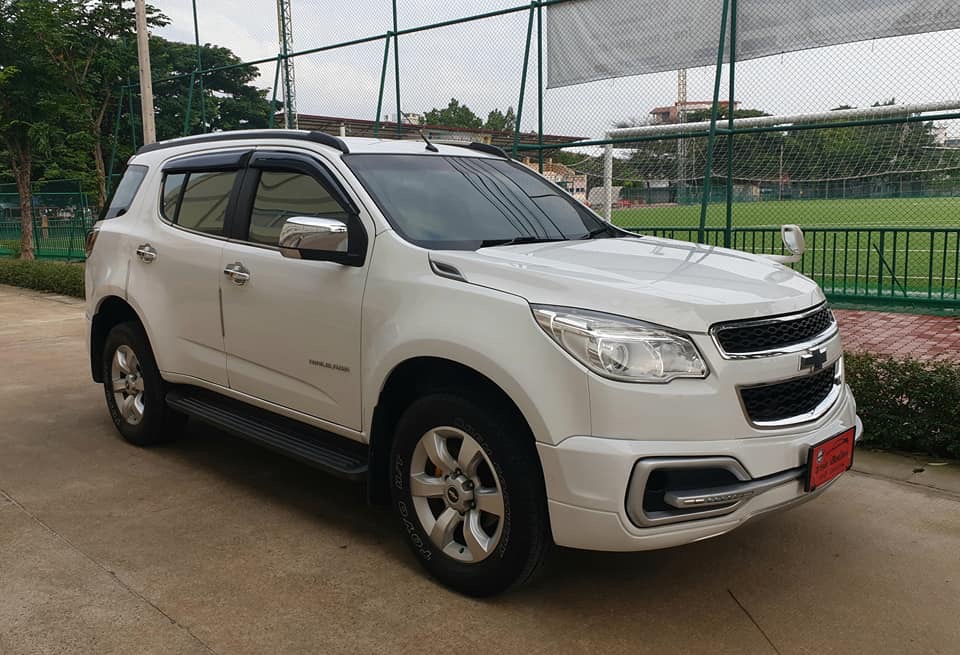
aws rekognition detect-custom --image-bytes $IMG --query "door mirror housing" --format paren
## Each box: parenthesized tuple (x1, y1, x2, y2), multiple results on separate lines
(781, 224, 806, 256)
(279, 216, 366, 266)
(762, 224, 806, 264)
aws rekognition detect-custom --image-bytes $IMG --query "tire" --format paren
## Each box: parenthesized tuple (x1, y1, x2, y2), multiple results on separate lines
(390, 391, 550, 597)
(101, 321, 186, 446)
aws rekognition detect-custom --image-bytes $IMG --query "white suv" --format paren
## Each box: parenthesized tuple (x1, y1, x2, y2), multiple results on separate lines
(86, 130, 862, 596)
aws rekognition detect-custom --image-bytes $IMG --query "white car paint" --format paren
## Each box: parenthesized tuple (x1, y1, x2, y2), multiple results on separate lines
(86, 131, 861, 553)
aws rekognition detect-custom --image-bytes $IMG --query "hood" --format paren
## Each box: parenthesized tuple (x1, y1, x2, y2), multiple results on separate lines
(431, 236, 824, 332)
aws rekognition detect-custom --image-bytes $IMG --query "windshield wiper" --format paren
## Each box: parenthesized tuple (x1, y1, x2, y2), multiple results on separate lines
(479, 236, 566, 248)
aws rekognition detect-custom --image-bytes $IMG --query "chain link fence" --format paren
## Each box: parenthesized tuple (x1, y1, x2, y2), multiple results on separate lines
(87, 1, 960, 305)
(0, 180, 92, 260)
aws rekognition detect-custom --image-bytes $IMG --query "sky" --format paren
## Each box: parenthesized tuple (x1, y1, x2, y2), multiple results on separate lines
(152, 0, 960, 140)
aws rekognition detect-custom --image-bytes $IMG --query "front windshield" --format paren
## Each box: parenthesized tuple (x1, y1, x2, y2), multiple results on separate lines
(344, 154, 617, 250)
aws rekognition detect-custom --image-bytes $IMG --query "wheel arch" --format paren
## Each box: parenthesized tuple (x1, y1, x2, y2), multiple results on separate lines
(89, 296, 148, 382)
(367, 356, 542, 505)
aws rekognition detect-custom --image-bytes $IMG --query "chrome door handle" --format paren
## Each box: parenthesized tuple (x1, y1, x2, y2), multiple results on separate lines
(135, 244, 157, 263)
(223, 262, 251, 285)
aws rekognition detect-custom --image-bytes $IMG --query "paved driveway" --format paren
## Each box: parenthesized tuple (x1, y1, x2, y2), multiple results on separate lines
(1, 285, 958, 655)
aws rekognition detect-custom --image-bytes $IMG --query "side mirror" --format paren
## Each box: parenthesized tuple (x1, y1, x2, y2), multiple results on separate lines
(279, 216, 362, 265)
(762, 224, 806, 264)
(781, 224, 806, 256)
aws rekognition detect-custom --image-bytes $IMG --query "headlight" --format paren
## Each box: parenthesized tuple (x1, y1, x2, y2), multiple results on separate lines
(531, 305, 708, 383)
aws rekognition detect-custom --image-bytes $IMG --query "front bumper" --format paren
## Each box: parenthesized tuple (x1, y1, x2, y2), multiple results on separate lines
(538, 385, 861, 552)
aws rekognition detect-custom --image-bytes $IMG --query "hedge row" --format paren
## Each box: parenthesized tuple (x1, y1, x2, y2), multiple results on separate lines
(0, 258, 85, 298)
(845, 352, 960, 459)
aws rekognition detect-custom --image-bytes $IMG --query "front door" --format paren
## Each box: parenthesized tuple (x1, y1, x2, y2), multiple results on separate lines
(218, 151, 369, 430)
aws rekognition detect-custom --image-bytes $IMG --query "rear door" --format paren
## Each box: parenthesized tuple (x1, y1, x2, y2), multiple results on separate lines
(218, 150, 370, 430)
(125, 150, 249, 386)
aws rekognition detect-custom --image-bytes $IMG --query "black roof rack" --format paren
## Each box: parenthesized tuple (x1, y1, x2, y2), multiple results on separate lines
(135, 130, 350, 156)
(462, 142, 509, 159)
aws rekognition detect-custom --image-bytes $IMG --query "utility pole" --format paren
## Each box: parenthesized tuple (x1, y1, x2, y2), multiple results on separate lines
(134, 0, 156, 144)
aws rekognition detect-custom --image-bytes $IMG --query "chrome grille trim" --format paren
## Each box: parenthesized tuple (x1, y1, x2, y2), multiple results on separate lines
(710, 303, 838, 359)
(738, 357, 844, 429)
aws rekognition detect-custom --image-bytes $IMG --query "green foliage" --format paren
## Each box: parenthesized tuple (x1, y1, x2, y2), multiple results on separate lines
(845, 352, 960, 459)
(142, 37, 277, 142)
(0, 259, 84, 297)
(423, 98, 483, 129)
(423, 98, 517, 131)
(485, 107, 516, 132)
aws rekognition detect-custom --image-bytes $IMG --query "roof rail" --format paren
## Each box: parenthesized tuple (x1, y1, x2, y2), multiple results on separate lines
(135, 130, 350, 156)
(461, 142, 509, 158)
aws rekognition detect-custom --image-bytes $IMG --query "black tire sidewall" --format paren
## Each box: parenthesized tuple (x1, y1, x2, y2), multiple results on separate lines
(101, 322, 172, 446)
(390, 392, 548, 596)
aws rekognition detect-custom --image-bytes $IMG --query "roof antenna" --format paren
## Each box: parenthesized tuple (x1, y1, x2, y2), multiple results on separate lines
(419, 130, 439, 153)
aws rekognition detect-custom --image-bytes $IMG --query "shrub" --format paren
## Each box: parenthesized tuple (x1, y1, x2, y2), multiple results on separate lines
(845, 352, 960, 459)
(0, 259, 85, 298)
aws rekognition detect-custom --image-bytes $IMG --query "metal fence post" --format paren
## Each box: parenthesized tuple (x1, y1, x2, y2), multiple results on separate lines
(375, 34, 392, 136)
(537, 1, 544, 172)
(191, 0, 206, 132)
(603, 143, 614, 221)
(512, 5, 536, 158)
(392, 0, 401, 136)
(698, 0, 731, 244)
(724, 0, 738, 249)
(105, 87, 125, 198)
(268, 55, 282, 128)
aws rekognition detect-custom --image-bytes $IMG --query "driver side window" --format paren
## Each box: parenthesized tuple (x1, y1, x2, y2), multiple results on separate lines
(248, 171, 350, 246)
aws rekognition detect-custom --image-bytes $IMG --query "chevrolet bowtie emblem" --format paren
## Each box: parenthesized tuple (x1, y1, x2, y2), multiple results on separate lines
(800, 347, 828, 372)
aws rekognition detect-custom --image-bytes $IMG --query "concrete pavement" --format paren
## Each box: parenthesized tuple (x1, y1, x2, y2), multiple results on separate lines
(1, 284, 958, 655)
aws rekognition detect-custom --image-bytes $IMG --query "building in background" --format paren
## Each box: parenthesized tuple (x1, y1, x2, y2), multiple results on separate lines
(649, 100, 741, 125)
(294, 114, 585, 151)
(520, 157, 588, 202)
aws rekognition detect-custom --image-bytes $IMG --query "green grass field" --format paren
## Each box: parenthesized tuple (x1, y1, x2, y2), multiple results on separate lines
(611, 197, 960, 229)
(611, 197, 960, 303)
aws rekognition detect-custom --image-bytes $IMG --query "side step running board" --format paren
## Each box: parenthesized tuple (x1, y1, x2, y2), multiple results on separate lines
(166, 389, 368, 481)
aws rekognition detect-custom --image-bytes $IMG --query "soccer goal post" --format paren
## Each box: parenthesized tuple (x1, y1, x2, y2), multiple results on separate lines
(599, 100, 960, 221)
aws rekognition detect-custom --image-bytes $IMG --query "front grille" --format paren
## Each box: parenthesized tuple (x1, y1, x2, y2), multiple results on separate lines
(713, 306, 835, 356)
(740, 362, 839, 425)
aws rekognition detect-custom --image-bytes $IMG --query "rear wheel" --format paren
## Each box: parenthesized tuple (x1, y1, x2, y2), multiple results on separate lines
(102, 322, 186, 446)
(390, 392, 550, 596)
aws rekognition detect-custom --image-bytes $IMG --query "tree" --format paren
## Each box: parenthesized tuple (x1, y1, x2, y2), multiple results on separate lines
(147, 37, 277, 140)
(484, 107, 515, 132)
(0, 0, 65, 259)
(423, 98, 483, 129)
(25, 0, 167, 207)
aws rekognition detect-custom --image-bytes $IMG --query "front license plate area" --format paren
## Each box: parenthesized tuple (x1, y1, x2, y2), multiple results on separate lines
(806, 427, 856, 492)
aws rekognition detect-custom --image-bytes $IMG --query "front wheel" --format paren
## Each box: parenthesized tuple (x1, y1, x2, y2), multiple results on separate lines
(390, 392, 550, 596)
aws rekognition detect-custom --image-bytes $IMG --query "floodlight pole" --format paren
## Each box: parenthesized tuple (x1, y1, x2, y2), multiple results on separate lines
(134, 0, 156, 144)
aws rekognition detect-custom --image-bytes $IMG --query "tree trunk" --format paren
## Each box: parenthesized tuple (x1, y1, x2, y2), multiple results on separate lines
(6, 139, 34, 260)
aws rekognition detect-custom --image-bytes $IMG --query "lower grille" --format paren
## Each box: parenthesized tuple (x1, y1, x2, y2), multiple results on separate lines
(740, 362, 840, 426)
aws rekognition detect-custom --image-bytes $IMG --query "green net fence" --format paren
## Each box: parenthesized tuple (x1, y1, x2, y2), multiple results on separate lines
(12, 0, 959, 306)
(0, 180, 92, 260)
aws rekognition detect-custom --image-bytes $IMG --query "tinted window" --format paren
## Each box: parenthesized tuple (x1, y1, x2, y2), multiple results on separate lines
(175, 171, 238, 236)
(100, 165, 148, 220)
(344, 155, 609, 249)
(161, 173, 186, 221)
(247, 171, 348, 246)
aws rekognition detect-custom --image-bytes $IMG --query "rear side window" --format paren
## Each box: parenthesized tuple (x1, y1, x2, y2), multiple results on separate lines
(101, 165, 148, 220)
(248, 171, 349, 246)
(161, 170, 238, 237)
